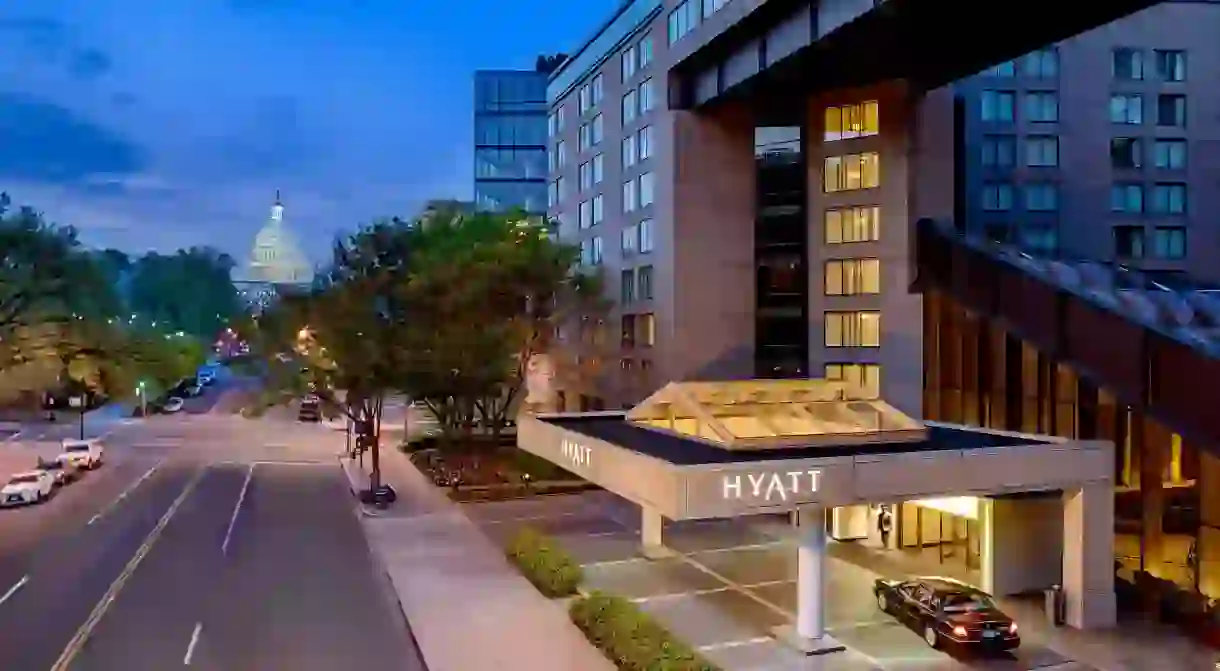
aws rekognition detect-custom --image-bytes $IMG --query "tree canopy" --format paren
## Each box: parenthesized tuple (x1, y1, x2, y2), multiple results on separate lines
(126, 247, 242, 338)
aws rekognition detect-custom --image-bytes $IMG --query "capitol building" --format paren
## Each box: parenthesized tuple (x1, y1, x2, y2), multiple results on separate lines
(232, 191, 315, 310)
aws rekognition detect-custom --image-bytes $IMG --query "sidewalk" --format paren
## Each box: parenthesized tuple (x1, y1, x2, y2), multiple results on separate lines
(341, 449, 616, 671)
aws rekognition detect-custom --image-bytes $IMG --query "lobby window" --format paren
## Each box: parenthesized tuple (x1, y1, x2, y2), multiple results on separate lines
(638, 126, 654, 161)
(1152, 182, 1187, 215)
(621, 269, 636, 303)
(579, 161, 593, 192)
(591, 74, 604, 106)
(639, 36, 654, 68)
(1024, 92, 1058, 123)
(1023, 48, 1058, 78)
(639, 172, 655, 207)
(637, 265, 654, 300)
(1111, 138, 1142, 169)
(1155, 49, 1186, 82)
(1153, 226, 1186, 259)
(824, 101, 880, 141)
(1112, 47, 1144, 80)
(639, 79, 656, 113)
(1157, 94, 1186, 127)
(621, 224, 637, 256)
(1018, 224, 1058, 255)
(622, 45, 637, 82)
(623, 134, 638, 168)
(824, 363, 880, 399)
(981, 134, 1015, 168)
(639, 313, 655, 347)
(622, 90, 638, 124)
(1110, 94, 1143, 125)
(621, 314, 636, 347)
(578, 84, 592, 114)
(981, 183, 1014, 211)
(1154, 139, 1186, 170)
(824, 311, 881, 348)
(668, 0, 699, 44)
(591, 114, 604, 145)
(592, 153, 604, 184)
(824, 152, 880, 192)
(623, 179, 638, 212)
(1111, 183, 1144, 213)
(592, 194, 604, 225)
(1114, 225, 1145, 258)
(578, 199, 593, 229)
(824, 258, 881, 296)
(639, 218, 654, 253)
(1025, 135, 1059, 167)
(825, 206, 880, 244)
(980, 90, 1015, 122)
(1023, 183, 1058, 212)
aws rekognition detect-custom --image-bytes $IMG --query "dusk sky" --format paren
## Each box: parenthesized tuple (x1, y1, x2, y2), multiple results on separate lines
(0, 0, 617, 263)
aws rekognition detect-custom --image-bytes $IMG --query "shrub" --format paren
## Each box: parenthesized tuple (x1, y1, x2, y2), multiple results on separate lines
(570, 592, 721, 671)
(504, 527, 582, 598)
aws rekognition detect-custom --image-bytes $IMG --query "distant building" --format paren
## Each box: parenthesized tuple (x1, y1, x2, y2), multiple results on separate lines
(232, 191, 315, 311)
(473, 59, 560, 215)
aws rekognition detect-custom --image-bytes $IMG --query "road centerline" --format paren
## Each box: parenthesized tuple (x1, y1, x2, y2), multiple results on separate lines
(0, 576, 29, 606)
(222, 464, 255, 555)
(183, 622, 203, 665)
(88, 461, 164, 526)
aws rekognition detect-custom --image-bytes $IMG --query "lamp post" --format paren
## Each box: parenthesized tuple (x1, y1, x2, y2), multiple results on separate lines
(137, 381, 147, 417)
(68, 395, 85, 440)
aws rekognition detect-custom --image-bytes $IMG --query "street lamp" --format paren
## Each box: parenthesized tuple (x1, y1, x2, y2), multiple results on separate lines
(68, 395, 86, 440)
(137, 381, 147, 417)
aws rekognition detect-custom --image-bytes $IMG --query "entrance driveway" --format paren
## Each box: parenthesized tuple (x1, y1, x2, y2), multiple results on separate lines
(463, 492, 1095, 671)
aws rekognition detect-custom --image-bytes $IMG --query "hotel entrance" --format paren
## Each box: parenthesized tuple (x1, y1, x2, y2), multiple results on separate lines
(898, 498, 983, 582)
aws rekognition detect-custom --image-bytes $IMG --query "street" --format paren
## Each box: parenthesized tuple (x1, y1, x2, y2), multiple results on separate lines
(0, 413, 426, 671)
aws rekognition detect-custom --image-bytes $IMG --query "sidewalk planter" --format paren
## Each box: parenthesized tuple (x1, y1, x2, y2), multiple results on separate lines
(504, 527, 583, 598)
(569, 592, 721, 671)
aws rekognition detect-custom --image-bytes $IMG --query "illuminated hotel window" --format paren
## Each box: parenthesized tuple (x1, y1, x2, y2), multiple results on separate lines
(825, 206, 880, 244)
(824, 259, 881, 296)
(824, 311, 881, 347)
(824, 101, 880, 141)
(639, 313, 656, 346)
(825, 363, 881, 399)
(824, 153, 880, 192)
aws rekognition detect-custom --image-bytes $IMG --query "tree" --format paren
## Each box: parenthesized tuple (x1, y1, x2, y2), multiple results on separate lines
(127, 247, 241, 338)
(0, 195, 86, 337)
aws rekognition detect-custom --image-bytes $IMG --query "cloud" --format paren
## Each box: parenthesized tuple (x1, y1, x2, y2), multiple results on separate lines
(0, 18, 67, 59)
(0, 93, 145, 182)
(69, 48, 111, 80)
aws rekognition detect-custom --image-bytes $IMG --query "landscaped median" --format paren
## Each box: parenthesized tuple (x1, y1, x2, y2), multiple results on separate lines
(504, 527, 721, 671)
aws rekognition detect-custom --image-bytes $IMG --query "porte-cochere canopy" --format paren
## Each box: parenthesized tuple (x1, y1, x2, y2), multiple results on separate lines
(624, 380, 927, 451)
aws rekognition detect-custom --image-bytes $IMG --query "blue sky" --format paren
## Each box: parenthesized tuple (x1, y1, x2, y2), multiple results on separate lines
(0, 0, 617, 262)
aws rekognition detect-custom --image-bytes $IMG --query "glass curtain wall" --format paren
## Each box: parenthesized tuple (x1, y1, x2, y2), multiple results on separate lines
(754, 126, 808, 378)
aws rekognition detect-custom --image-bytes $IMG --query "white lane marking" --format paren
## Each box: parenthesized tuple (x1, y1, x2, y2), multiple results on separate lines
(5, 430, 22, 441)
(183, 622, 203, 664)
(697, 636, 770, 652)
(49, 468, 205, 671)
(221, 464, 254, 555)
(0, 576, 29, 606)
(88, 462, 162, 526)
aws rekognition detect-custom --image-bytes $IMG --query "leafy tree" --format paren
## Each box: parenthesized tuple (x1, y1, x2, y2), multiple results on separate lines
(127, 247, 241, 338)
(0, 194, 86, 336)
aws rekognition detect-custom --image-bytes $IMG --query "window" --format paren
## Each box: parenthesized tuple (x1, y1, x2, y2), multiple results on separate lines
(557, 175, 567, 199)
(578, 161, 593, 191)
(1023, 48, 1058, 78)
(639, 313, 655, 346)
(1018, 225, 1058, 255)
(825, 311, 881, 348)
(1153, 226, 1186, 259)
(1023, 183, 1058, 212)
(591, 114, 604, 145)
(622, 134, 638, 168)
(980, 90, 1016, 122)
(1024, 92, 1058, 123)
(550, 141, 566, 170)
(639, 36, 653, 68)
(1025, 135, 1059, 167)
(667, 0, 699, 44)
(1110, 94, 1143, 124)
(639, 218, 654, 253)
(578, 199, 593, 229)
(621, 269, 636, 303)
(701, 0, 728, 18)
(639, 172, 655, 207)
(825, 206, 880, 244)
(1111, 138, 1141, 169)
(637, 265, 654, 300)
(579, 123, 592, 151)
(621, 314, 636, 347)
(1111, 183, 1144, 213)
(981, 183, 1014, 211)
(591, 74, 604, 106)
(592, 194, 604, 225)
(623, 179, 637, 212)
(1152, 183, 1187, 214)
(638, 125, 654, 160)
(1155, 49, 1186, 82)
(591, 236, 603, 265)
(1114, 225, 1145, 258)
(824, 363, 881, 399)
(981, 134, 1015, 168)
(824, 152, 880, 192)
(547, 180, 559, 208)
(1113, 48, 1144, 80)
(982, 60, 1015, 77)
(578, 84, 592, 114)
(824, 259, 881, 296)
(622, 45, 637, 82)
(1154, 139, 1186, 170)
(639, 79, 656, 113)
(622, 90, 638, 123)
(592, 153, 604, 184)
(621, 225, 637, 255)
(824, 101, 880, 141)
(1157, 94, 1186, 127)
(547, 110, 560, 138)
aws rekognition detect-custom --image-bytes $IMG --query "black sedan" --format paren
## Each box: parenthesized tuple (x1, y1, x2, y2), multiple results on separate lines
(36, 458, 82, 487)
(874, 577, 1020, 651)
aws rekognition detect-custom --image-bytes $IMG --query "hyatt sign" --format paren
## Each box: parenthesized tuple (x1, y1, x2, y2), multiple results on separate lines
(722, 469, 823, 502)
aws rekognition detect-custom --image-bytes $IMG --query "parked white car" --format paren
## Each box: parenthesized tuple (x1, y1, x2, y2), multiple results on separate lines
(1, 471, 55, 506)
(57, 438, 105, 470)
(163, 397, 185, 413)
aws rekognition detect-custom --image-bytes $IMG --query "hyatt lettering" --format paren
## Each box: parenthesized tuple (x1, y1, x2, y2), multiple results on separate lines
(561, 440, 592, 469)
(722, 470, 823, 502)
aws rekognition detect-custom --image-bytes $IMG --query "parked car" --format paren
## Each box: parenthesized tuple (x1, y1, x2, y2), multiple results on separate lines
(184, 384, 203, 397)
(874, 577, 1020, 651)
(162, 397, 185, 413)
(298, 399, 320, 422)
(1, 471, 55, 506)
(57, 439, 105, 471)
(197, 369, 216, 386)
(37, 458, 81, 486)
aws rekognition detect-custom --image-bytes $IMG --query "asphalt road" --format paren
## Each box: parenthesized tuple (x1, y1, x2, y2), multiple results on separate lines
(0, 426, 425, 670)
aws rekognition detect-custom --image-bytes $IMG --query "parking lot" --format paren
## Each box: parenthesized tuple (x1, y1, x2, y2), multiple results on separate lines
(463, 492, 1093, 671)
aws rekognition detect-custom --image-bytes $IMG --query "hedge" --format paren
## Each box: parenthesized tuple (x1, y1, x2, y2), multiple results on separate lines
(570, 592, 721, 671)
(504, 527, 583, 598)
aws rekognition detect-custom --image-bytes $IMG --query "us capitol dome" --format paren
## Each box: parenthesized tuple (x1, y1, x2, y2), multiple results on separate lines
(232, 191, 315, 310)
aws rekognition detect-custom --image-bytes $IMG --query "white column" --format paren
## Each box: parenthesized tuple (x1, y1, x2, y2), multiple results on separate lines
(1062, 485, 1117, 629)
(641, 507, 665, 557)
(796, 506, 826, 640)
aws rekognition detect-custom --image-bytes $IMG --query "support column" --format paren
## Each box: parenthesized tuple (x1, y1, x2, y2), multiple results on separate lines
(774, 506, 845, 655)
(1062, 484, 1117, 629)
(640, 507, 671, 559)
